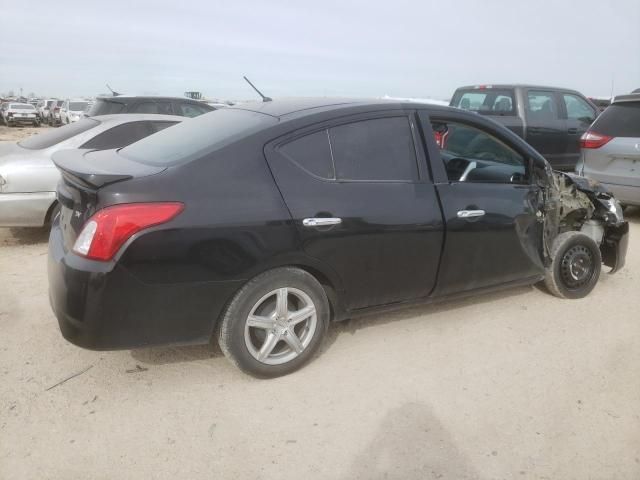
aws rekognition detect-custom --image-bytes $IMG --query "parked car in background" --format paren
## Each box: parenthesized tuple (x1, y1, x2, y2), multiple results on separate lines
(450, 85, 598, 170)
(60, 99, 90, 124)
(37, 99, 57, 122)
(1, 102, 40, 127)
(589, 97, 611, 113)
(48, 100, 65, 126)
(576, 94, 640, 207)
(0, 114, 184, 228)
(47, 99, 627, 378)
(87, 95, 215, 118)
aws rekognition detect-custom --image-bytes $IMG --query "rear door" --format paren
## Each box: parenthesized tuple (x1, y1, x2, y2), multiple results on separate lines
(265, 111, 444, 310)
(420, 111, 545, 296)
(524, 89, 567, 168)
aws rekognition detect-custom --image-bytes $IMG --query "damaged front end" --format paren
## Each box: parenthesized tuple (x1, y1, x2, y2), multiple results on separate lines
(544, 171, 629, 273)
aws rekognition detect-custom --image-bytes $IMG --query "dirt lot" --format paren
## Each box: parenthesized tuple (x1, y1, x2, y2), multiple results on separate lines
(0, 214, 637, 479)
(0, 125, 51, 142)
(0, 126, 639, 478)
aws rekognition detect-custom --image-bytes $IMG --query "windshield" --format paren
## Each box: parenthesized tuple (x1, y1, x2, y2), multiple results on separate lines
(11, 104, 35, 110)
(69, 102, 89, 111)
(451, 89, 516, 115)
(87, 99, 126, 116)
(120, 108, 278, 166)
(18, 118, 100, 150)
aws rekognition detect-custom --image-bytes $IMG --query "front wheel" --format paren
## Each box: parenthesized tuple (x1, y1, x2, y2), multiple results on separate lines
(544, 231, 602, 299)
(218, 267, 330, 378)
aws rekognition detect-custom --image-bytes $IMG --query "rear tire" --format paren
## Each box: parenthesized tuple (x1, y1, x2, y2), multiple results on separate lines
(544, 231, 601, 299)
(218, 267, 330, 378)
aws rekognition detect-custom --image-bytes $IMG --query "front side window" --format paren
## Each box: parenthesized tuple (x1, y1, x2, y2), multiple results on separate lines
(563, 94, 596, 124)
(526, 91, 559, 120)
(432, 120, 527, 184)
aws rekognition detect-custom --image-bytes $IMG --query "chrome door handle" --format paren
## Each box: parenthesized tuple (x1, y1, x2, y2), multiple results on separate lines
(457, 209, 485, 218)
(302, 217, 342, 227)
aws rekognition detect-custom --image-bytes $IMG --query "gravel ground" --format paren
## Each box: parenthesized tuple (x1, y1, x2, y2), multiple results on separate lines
(0, 124, 51, 142)
(0, 126, 638, 478)
(0, 212, 638, 480)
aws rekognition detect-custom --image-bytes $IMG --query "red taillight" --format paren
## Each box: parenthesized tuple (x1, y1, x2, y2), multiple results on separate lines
(73, 202, 184, 261)
(580, 131, 613, 149)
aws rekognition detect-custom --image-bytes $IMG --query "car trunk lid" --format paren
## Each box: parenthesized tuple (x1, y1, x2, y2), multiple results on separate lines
(52, 148, 165, 250)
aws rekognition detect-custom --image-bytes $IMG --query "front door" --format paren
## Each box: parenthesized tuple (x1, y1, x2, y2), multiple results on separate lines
(524, 89, 568, 169)
(265, 112, 444, 310)
(561, 92, 597, 168)
(421, 113, 545, 296)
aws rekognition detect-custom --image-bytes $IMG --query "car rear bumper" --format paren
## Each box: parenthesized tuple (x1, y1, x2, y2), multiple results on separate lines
(598, 182, 640, 206)
(0, 191, 55, 227)
(47, 222, 243, 350)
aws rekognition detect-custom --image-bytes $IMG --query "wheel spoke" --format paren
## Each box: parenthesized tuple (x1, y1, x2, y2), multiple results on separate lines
(283, 329, 304, 354)
(276, 288, 288, 318)
(257, 332, 280, 361)
(247, 315, 276, 330)
(288, 305, 315, 326)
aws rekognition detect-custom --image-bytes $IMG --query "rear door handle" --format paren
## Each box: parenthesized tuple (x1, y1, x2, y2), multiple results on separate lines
(457, 209, 485, 219)
(302, 217, 342, 227)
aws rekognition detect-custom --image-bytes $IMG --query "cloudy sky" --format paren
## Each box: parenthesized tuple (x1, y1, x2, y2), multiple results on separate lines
(2, 0, 639, 101)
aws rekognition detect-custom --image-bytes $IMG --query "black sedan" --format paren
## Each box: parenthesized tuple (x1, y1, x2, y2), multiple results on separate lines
(48, 98, 628, 378)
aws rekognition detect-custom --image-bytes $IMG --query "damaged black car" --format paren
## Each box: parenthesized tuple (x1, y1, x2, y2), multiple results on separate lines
(48, 99, 629, 377)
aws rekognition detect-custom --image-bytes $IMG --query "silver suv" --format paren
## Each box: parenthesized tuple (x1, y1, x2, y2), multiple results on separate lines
(576, 94, 640, 206)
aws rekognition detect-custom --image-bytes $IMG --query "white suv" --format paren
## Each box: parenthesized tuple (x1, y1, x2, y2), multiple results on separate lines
(60, 99, 90, 124)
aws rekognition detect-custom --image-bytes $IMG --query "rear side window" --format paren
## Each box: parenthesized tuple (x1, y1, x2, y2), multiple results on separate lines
(18, 118, 100, 149)
(451, 89, 516, 115)
(131, 101, 173, 115)
(278, 130, 335, 179)
(80, 121, 154, 150)
(526, 91, 559, 120)
(589, 103, 640, 137)
(329, 117, 418, 181)
(176, 102, 210, 118)
(87, 99, 126, 116)
(120, 109, 278, 166)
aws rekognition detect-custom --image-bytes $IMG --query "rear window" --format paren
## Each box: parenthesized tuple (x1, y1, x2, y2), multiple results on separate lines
(120, 108, 278, 166)
(18, 118, 100, 150)
(88, 99, 126, 116)
(11, 104, 35, 110)
(590, 103, 640, 137)
(451, 89, 516, 115)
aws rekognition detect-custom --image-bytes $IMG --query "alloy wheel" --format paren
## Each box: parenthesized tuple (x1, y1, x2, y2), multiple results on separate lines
(244, 287, 317, 365)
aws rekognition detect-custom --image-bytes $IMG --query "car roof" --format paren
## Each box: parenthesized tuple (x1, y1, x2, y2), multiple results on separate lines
(455, 84, 583, 93)
(229, 97, 460, 119)
(95, 95, 205, 102)
(612, 93, 640, 104)
(8, 102, 34, 107)
(90, 113, 186, 123)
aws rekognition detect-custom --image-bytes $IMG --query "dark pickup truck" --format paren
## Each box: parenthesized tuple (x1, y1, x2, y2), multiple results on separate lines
(450, 85, 598, 170)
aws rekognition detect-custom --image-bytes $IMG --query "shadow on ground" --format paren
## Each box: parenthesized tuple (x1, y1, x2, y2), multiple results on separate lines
(1, 227, 49, 246)
(131, 284, 535, 368)
(344, 402, 479, 479)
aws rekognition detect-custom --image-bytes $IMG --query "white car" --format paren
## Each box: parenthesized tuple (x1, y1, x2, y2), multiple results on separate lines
(1, 102, 40, 127)
(60, 99, 90, 124)
(36, 99, 57, 122)
(0, 114, 184, 227)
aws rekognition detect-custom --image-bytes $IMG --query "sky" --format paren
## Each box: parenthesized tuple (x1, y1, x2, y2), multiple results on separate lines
(2, 0, 639, 101)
